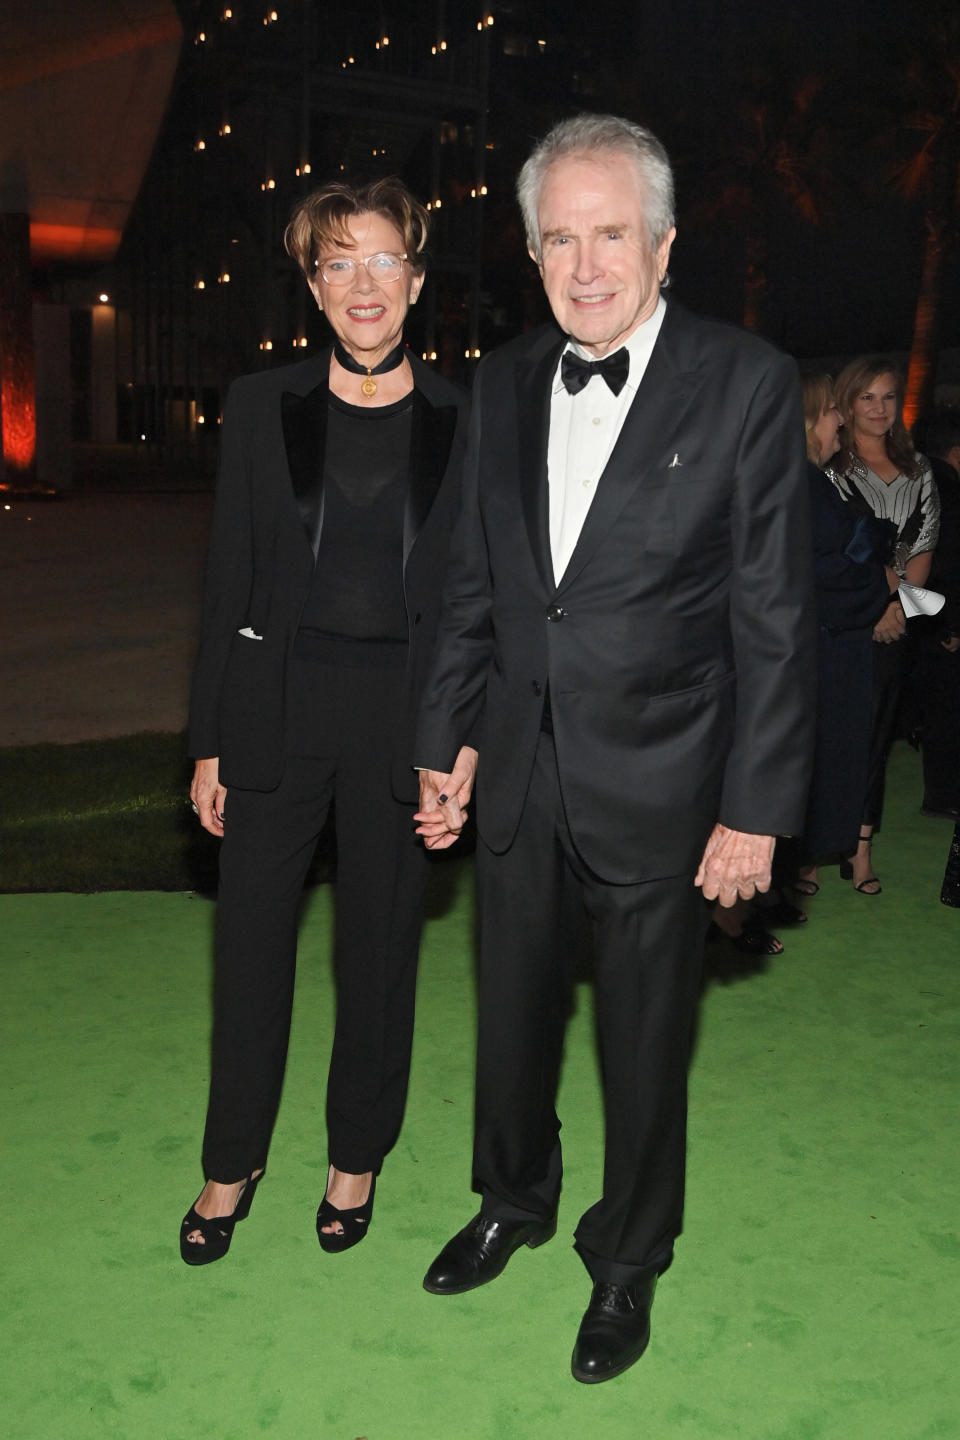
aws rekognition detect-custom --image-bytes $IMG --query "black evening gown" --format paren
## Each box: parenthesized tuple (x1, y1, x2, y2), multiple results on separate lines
(802, 463, 892, 858)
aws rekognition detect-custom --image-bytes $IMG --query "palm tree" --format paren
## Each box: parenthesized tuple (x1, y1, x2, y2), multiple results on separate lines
(694, 62, 830, 338)
(894, 7, 960, 428)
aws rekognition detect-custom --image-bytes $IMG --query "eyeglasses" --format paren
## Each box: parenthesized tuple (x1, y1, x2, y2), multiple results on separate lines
(315, 252, 408, 285)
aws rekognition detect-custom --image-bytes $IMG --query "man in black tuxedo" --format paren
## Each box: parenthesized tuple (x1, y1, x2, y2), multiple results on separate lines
(414, 114, 815, 1383)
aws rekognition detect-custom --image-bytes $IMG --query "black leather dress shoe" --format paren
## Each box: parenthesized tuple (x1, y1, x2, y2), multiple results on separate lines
(571, 1278, 656, 1383)
(423, 1212, 557, 1295)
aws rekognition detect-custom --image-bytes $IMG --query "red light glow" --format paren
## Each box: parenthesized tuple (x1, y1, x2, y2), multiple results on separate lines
(1, 378, 36, 472)
(29, 222, 123, 264)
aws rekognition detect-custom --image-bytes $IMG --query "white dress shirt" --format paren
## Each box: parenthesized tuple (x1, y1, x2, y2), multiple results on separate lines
(548, 296, 666, 584)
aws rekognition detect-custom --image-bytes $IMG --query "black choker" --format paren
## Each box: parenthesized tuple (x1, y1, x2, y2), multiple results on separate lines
(333, 339, 406, 397)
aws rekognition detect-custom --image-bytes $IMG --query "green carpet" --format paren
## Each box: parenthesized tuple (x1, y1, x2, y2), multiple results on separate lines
(2, 743, 957, 1439)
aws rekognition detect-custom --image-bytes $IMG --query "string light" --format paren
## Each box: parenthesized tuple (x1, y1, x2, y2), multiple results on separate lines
(218, 273, 230, 284)
(219, 123, 232, 136)
(260, 340, 273, 350)
(465, 348, 481, 358)
(196, 31, 206, 44)
(195, 279, 206, 290)
(198, 415, 206, 424)
(98, 293, 109, 303)
(194, 139, 206, 151)
(261, 179, 276, 190)
(222, 6, 233, 16)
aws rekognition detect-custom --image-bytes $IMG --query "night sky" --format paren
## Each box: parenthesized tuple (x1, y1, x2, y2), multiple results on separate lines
(480, 0, 957, 361)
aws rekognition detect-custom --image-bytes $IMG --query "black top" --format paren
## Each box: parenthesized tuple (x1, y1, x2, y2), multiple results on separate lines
(808, 462, 891, 632)
(298, 392, 413, 640)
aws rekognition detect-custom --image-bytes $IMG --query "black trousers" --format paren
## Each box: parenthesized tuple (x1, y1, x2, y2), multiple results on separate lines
(863, 638, 909, 830)
(473, 733, 710, 1285)
(913, 630, 960, 814)
(201, 645, 428, 1182)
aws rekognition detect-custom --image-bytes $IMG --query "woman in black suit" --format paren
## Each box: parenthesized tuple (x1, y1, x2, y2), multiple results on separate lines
(180, 178, 468, 1263)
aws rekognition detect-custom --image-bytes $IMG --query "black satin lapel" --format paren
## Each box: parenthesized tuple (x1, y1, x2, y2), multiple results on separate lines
(557, 357, 704, 592)
(281, 384, 329, 557)
(403, 391, 458, 569)
(516, 342, 563, 592)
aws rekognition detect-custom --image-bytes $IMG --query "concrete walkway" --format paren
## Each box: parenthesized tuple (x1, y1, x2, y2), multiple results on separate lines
(1, 492, 213, 745)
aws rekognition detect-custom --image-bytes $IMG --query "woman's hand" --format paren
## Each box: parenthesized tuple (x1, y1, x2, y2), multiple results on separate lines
(190, 757, 227, 837)
(414, 746, 478, 850)
(873, 600, 906, 644)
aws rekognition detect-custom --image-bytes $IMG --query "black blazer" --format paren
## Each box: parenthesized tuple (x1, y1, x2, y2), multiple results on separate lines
(416, 302, 817, 884)
(188, 347, 469, 800)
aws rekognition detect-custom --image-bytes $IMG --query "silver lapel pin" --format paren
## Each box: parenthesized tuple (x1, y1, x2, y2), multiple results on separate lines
(668, 452, 682, 468)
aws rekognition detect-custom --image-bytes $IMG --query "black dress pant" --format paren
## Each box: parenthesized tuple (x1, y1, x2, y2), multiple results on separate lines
(472, 733, 710, 1285)
(863, 637, 909, 830)
(201, 642, 428, 1182)
(913, 628, 960, 814)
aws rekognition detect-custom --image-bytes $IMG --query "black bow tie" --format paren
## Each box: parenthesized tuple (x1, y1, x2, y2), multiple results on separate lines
(560, 347, 629, 397)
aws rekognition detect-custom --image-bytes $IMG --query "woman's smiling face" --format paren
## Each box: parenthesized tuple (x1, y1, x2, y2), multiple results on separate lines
(309, 210, 423, 366)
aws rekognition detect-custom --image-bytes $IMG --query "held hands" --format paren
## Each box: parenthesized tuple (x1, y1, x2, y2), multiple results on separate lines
(414, 746, 479, 850)
(873, 600, 906, 644)
(695, 823, 775, 908)
(190, 756, 227, 838)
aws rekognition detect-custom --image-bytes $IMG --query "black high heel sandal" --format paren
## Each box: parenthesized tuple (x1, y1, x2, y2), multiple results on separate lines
(180, 1171, 264, 1266)
(839, 831, 882, 894)
(316, 1176, 376, 1253)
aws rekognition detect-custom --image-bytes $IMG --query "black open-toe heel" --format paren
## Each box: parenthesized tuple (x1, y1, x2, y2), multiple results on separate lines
(180, 1171, 263, 1266)
(840, 831, 882, 894)
(316, 1176, 376, 1253)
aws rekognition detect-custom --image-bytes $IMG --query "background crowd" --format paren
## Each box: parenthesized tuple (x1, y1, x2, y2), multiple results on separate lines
(729, 362, 960, 961)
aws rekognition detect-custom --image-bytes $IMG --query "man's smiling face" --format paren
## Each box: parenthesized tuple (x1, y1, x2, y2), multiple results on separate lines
(535, 150, 675, 358)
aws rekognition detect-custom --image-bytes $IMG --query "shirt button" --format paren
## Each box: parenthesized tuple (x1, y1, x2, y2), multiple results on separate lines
(592, 415, 602, 426)
(582, 478, 593, 489)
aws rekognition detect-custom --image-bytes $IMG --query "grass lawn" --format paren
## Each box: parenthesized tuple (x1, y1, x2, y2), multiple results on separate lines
(0, 733, 334, 893)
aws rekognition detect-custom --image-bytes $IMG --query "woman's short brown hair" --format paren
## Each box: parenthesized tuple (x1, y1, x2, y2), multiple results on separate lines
(801, 373, 835, 465)
(284, 177, 430, 280)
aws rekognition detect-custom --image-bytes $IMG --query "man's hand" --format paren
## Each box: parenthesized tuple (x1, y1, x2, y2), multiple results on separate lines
(695, 823, 775, 907)
(873, 600, 906, 644)
(190, 756, 226, 837)
(941, 635, 960, 654)
(414, 746, 478, 850)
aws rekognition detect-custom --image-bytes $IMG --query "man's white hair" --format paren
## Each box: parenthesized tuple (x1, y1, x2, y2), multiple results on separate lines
(517, 113, 675, 263)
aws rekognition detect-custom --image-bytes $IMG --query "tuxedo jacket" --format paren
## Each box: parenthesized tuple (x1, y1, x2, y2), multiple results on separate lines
(416, 302, 817, 884)
(188, 347, 469, 800)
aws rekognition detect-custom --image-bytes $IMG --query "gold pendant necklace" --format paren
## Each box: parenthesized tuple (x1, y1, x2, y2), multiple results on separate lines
(361, 372, 378, 397)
